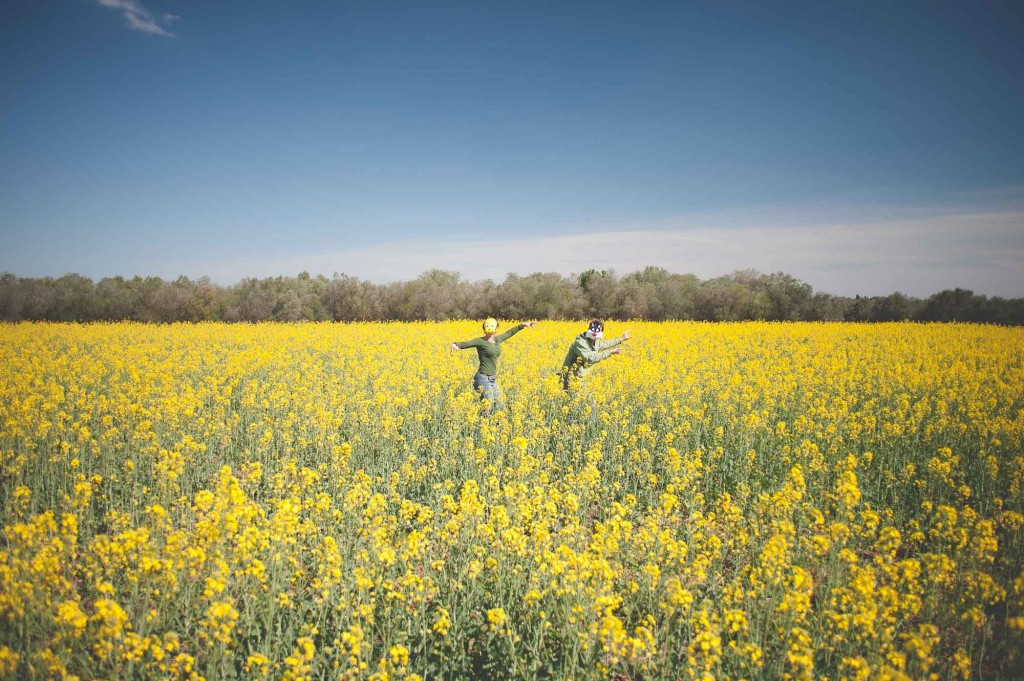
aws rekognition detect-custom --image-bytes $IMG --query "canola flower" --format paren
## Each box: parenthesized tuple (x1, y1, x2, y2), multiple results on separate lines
(0, 321, 1022, 679)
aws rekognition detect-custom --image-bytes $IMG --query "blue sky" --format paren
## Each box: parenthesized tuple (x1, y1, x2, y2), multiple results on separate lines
(1, 1, 1022, 296)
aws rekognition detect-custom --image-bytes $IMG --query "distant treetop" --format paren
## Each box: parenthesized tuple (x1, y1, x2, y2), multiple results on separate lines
(0, 269, 1020, 325)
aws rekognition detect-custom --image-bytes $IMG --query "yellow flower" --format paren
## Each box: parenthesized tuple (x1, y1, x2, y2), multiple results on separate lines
(56, 600, 88, 634)
(202, 600, 239, 645)
(487, 607, 508, 632)
(0, 647, 19, 676)
(433, 608, 451, 637)
(389, 644, 409, 667)
(244, 652, 270, 676)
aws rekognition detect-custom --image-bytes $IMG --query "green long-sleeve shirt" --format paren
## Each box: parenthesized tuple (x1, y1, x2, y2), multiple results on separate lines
(455, 324, 525, 375)
(561, 333, 624, 378)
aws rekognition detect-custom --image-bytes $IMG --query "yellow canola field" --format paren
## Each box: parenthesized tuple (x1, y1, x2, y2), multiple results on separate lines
(0, 321, 1022, 680)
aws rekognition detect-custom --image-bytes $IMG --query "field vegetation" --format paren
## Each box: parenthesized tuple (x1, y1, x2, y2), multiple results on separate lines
(1, 321, 1022, 679)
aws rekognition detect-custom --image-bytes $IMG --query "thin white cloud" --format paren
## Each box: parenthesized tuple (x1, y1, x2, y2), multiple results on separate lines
(189, 208, 1024, 298)
(97, 0, 175, 37)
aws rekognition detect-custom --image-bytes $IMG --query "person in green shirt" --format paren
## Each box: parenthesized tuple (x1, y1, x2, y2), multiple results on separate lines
(450, 317, 537, 410)
(561, 319, 631, 392)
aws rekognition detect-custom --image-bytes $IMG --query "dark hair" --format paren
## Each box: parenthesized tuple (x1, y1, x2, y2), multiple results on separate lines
(588, 319, 604, 332)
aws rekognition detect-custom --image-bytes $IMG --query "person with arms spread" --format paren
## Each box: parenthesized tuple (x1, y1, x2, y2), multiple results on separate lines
(561, 319, 631, 392)
(450, 318, 536, 411)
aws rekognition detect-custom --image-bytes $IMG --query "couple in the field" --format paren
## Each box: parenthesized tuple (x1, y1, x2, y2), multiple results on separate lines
(449, 319, 632, 410)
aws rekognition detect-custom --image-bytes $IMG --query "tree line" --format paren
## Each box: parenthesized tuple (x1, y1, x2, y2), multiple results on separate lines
(1, 268, 1021, 324)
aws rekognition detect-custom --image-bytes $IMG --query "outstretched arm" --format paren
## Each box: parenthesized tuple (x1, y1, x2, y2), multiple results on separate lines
(496, 320, 536, 342)
(573, 337, 618, 364)
(596, 329, 631, 351)
(450, 339, 480, 354)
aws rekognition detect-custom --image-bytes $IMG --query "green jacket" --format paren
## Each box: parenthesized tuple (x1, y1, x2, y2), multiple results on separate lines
(561, 333, 623, 378)
(455, 324, 525, 375)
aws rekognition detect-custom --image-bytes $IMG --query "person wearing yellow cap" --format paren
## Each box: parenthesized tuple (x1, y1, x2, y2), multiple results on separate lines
(450, 318, 536, 410)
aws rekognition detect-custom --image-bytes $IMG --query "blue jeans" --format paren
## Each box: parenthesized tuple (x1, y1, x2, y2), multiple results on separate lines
(473, 373, 501, 410)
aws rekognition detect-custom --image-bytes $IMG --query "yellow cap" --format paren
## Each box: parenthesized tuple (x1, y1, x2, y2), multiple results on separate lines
(483, 318, 498, 333)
